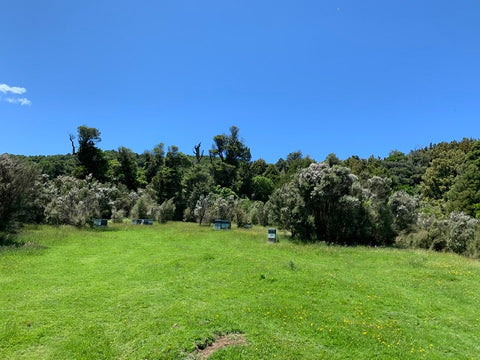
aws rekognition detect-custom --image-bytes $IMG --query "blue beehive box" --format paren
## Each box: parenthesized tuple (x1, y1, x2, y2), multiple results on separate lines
(214, 219, 231, 230)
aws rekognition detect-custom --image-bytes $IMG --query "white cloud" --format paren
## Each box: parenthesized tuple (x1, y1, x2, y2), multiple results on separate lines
(6, 97, 32, 106)
(0, 83, 27, 95)
(0, 83, 31, 106)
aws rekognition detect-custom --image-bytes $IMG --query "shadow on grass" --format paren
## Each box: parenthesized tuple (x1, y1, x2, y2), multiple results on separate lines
(0, 232, 24, 247)
(0, 232, 47, 252)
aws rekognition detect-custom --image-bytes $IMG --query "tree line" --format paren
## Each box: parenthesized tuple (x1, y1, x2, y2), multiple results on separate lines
(1, 126, 480, 257)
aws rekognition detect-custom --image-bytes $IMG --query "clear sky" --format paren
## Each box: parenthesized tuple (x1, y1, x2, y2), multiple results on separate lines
(1, 1, 479, 163)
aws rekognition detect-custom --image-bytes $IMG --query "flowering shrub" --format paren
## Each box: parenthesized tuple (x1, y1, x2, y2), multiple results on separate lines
(44, 175, 116, 227)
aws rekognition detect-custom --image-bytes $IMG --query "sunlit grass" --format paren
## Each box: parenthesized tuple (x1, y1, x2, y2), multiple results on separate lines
(1, 222, 480, 359)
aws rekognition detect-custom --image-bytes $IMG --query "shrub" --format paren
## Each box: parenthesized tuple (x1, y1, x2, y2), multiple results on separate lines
(0, 154, 39, 236)
(234, 198, 251, 228)
(389, 190, 418, 233)
(396, 211, 480, 257)
(210, 195, 236, 222)
(193, 194, 212, 225)
(445, 211, 478, 254)
(111, 208, 125, 223)
(130, 190, 160, 220)
(158, 198, 176, 223)
(250, 201, 269, 226)
(44, 175, 116, 227)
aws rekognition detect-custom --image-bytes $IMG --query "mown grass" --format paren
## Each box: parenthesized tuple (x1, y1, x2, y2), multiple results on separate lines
(1, 222, 480, 359)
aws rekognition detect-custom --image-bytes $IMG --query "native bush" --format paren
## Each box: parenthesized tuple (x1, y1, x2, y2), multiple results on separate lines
(250, 201, 269, 226)
(44, 175, 116, 227)
(193, 194, 212, 225)
(234, 198, 252, 228)
(131, 197, 149, 219)
(396, 210, 480, 257)
(266, 182, 312, 239)
(267, 163, 421, 246)
(389, 190, 418, 234)
(209, 194, 236, 222)
(0, 154, 39, 238)
(445, 211, 478, 254)
(158, 198, 176, 223)
(129, 189, 175, 223)
(364, 177, 395, 245)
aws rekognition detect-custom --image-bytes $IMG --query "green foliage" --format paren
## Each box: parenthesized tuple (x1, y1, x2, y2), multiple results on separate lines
(209, 126, 252, 194)
(158, 198, 176, 223)
(251, 175, 274, 202)
(344, 155, 390, 182)
(275, 151, 314, 185)
(132, 198, 149, 219)
(153, 146, 191, 219)
(115, 147, 138, 190)
(151, 146, 191, 220)
(268, 164, 419, 246)
(210, 194, 237, 222)
(397, 211, 480, 257)
(141, 143, 165, 183)
(233, 198, 251, 228)
(446, 211, 478, 254)
(262, 163, 281, 184)
(296, 162, 358, 243)
(250, 158, 268, 176)
(43, 175, 117, 227)
(182, 165, 214, 221)
(324, 153, 341, 166)
(210, 126, 251, 167)
(249, 201, 269, 226)
(193, 194, 212, 225)
(210, 161, 237, 188)
(75, 126, 108, 181)
(421, 148, 465, 202)
(388, 190, 418, 234)
(383, 149, 430, 193)
(0, 155, 39, 236)
(266, 182, 310, 239)
(364, 176, 395, 245)
(20, 154, 77, 178)
(447, 140, 480, 216)
(130, 189, 156, 220)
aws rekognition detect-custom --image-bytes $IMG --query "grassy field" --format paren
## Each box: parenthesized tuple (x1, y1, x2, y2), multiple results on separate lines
(1, 222, 480, 359)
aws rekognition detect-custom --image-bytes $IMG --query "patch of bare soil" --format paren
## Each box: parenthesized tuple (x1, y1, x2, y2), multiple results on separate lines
(194, 333, 247, 359)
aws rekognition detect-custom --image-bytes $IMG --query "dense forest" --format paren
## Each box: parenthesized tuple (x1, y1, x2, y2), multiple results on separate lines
(2, 125, 480, 257)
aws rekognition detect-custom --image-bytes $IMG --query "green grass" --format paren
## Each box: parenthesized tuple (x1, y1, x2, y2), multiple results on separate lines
(1, 222, 480, 359)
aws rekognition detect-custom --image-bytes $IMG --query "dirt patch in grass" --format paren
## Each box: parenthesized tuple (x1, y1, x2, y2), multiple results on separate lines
(193, 333, 247, 359)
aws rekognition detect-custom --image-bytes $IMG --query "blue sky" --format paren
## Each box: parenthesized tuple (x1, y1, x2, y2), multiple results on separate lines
(1, 1, 479, 163)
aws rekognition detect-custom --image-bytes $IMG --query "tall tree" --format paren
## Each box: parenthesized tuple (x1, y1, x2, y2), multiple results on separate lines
(296, 163, 357, 243)
(116, 147, 138, 190)
(142, 143, 165, 183)
(75, 126, 108, 181)
(182, 164, 214, 221)
(210, 126, 252, 189)
(151, 146, 191, 219)
(193, 142, 204, 164)
(210, 126, 251, 166)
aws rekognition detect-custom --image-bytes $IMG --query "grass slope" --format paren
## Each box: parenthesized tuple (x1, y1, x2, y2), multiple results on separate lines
(1, 222, 480, 359)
